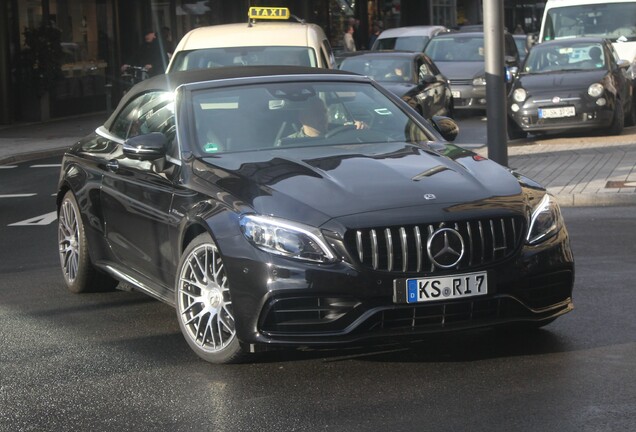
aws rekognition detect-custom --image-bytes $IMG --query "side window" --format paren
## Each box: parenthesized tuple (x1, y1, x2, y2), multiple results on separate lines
(322, 39, 336, 68)
(130, 93, 175, 141)
(418, 59, 430, 79)
(109, 92, 159, 139)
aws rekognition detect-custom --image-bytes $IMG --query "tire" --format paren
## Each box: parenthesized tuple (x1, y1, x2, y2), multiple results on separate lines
(609, 100, 624, 135)
(624, 99, 636, 127)
(507, 118, 528, 140)
(58, 191, 118, 293)
(175, 232, 246, 364)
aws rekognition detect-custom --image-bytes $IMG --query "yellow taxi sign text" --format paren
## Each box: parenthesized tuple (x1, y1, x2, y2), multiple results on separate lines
(248, 7, 290, 20)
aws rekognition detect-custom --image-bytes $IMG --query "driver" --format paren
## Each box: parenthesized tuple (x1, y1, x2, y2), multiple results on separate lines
(285, 96, 368, 140)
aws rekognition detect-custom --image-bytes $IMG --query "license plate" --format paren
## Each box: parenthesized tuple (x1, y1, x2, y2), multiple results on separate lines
(393, 271, 488, 304)
(538, 106, 575, 119)
(451, 90, 461, 98)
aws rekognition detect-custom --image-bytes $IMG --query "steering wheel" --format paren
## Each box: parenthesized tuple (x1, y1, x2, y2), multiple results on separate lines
(324, 124, 357, 139)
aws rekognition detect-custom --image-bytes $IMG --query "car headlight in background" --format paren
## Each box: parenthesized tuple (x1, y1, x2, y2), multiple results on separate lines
(526, 194, 564, 245)
(472, 76, 487, 86)
(588, 83, 604, 98)
(512, 88, 527, 103)
(240, 215, 336, 263)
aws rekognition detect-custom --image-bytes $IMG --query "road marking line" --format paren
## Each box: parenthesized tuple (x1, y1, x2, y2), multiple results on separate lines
(9, 211, 57, 226)
(0, 165, 18, 169)
(0, 194, 37, 198)
(30, 164, 62, 168)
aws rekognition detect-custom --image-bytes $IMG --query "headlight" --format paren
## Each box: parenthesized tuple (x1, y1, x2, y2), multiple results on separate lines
(240, 214, 336, 263)
(472, 76, 487, 86)
(588, 83, 604, 98)
(512, 88, 527, 103)
(526, 194, 563, 245)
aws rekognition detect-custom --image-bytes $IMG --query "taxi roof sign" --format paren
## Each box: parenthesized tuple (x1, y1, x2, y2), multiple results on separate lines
(248, 7, 290, 20)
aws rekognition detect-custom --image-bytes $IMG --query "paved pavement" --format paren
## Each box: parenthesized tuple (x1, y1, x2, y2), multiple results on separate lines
(0, 112, 634, 207)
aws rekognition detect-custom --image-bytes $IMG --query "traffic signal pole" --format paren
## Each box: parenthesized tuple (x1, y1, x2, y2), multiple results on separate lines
(483, 0, 508, 167)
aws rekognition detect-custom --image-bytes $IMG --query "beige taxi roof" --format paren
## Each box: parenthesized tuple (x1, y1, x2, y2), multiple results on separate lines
(173, 22, 324, 51)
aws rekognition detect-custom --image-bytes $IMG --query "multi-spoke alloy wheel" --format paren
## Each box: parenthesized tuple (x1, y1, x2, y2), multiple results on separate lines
(176, 233, 245, 363)
(58, 195, 80, 286)
(57, 191, 117, 293)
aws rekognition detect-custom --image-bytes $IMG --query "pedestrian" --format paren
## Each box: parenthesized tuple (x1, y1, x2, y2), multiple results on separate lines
(121, 28, 167, 77)
(369, 23, 382, 49)
(514, 24, 525, 35)
(343, 24, 356, 52)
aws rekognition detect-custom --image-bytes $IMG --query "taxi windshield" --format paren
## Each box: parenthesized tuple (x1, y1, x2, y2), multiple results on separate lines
(171, 46, 317, 71)
(189, 81, 433, 155)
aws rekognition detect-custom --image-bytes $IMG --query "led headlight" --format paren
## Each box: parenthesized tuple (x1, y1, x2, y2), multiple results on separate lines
(240, 214, 336, 263)
(513, 88, 527, 103)
(526, 194, 563, 245)
(472, 76, 487, 86)
(588, 83, 604, 98)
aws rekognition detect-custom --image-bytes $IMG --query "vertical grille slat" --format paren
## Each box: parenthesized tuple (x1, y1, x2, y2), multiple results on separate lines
(370, 229, 378, 270)
(351, 216, 524, 275)
(385, 228, 394, 272)
(400, 227, 408, 273)
(414, 226, 422, 273)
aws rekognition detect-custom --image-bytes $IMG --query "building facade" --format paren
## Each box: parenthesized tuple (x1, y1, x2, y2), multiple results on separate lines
(0, 0, 544, 124)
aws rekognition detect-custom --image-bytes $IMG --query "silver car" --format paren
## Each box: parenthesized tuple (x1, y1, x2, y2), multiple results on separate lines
(371, 26, 449, 52)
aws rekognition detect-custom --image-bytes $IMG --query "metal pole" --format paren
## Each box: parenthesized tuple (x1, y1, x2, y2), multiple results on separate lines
(483, 0, 508, 167)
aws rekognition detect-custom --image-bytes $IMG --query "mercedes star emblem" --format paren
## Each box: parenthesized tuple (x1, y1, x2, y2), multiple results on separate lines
(427, 228, 465, 268)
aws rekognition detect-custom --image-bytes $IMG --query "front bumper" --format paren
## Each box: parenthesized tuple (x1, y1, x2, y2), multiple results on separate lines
(450, 83, 487, 110)
(223, 226, 574, 348)
(509, 97, 615, 133)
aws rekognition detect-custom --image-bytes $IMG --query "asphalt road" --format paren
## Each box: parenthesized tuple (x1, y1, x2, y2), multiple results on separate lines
(1, 156, 635, 432)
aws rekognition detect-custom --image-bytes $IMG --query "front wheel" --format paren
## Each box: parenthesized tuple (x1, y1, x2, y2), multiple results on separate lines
(609, 100, 624, 136)
(57, 191, 118, 293)
(175, 233, 246, 364)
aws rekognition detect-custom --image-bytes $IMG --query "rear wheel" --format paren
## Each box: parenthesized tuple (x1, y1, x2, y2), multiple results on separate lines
(57, 191, 118, 293)
(175, 233, 246, 364)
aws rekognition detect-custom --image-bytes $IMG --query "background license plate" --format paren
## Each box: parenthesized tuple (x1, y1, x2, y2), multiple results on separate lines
(539, 106, 575, 119)
(451, 90, 461, 98)
(394, 271, 487, 304)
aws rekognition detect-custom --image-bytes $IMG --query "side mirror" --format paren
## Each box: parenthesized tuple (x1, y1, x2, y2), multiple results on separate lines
(430, 115, 459, 142)
(504, 55, 518, 66)
(419, 74, 437, 85)
(123, 132, 168, 161)
(617, 59, 630, 70)
(506, 66, 519, 82)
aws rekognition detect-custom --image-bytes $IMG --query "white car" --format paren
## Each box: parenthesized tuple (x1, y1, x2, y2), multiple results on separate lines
(166, 7, 335, 72)
(371, 25, 449, 52)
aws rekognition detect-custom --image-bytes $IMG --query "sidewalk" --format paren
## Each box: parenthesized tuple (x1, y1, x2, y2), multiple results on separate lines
(0, 113, 635, 207)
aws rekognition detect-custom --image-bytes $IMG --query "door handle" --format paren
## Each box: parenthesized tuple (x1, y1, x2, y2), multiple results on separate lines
(106, 159, 119, 172)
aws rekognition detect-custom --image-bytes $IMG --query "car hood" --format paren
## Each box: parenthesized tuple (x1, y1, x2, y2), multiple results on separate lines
(434, 62, 484, 80)
(517, 70, 607, 93)
(194, 142, 525, 227)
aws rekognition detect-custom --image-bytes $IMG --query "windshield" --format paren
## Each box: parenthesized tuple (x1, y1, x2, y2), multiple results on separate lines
(188, 81, 433, 155)
(374, 36, 430, 52)
(543, 2, 636, 41)
(170, 46, 317, 71)
(424, 36, 485, 62)
(523, 42, 606, 73)
(339, 57, 413, 82)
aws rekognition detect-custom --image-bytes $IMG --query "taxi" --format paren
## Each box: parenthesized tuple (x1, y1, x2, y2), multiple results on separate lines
(166, 7, 335, 72)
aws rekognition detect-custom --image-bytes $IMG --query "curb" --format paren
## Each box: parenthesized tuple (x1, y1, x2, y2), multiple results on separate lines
(552, 192, 636, 207)
(0, 147, 68, 166)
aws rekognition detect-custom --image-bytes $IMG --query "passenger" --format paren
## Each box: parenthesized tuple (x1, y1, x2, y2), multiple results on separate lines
(588, 46, 603, 67)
